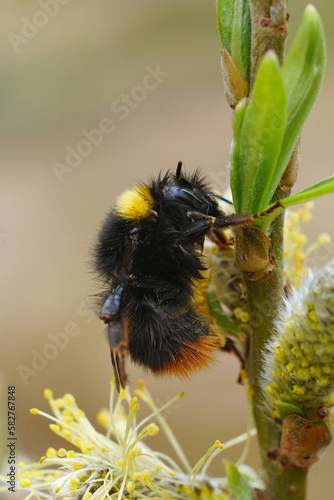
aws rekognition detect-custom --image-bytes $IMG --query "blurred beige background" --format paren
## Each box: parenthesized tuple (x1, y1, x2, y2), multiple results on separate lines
(1, 1, 334, 498)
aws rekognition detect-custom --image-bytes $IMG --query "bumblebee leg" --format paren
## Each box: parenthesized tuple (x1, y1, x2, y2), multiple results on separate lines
(175, 219, 212, 244)
(213, 213, 255, 229)
(222, 337, 245, 383)
(211, 228, 234, 248)
(100, 287, 128, 391)
(108, 322, 128, 391)
(110, 350, 122, 392)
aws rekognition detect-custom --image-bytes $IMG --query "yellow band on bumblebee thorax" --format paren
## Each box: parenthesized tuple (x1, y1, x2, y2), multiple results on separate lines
(115, 184, 155, 220)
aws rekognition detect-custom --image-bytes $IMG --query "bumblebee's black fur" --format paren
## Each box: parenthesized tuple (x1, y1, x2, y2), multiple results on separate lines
(94, 166, 227, 387)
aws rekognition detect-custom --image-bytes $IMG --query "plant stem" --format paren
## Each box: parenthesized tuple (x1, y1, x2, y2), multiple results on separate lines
(248, 0, 288, 85)
(242, 1, 307, 499)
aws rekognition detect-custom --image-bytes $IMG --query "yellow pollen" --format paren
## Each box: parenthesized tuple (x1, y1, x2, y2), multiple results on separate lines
(53, 398, 65, 408)
(289, 212, 299, 224)
(49, 424, 60, 433)
(45, 448, 57, 458)
(119, 388, 127, 400)
(140, 470, 151, 483)
(97, 408, 110, 428)
(115, 185, 154, 220)
(72, 437, 82, 447)
(57, 448, 67, 457)
(292, 385, 306, 395)
(266, 385, 275, 395)
(304, 201, 314, 211)
(74, 409, 85, 420)
(44, 389, 53, 400)
(80, 444, 93, 453)
(318, 376, 329, 386)
(46, 447, 57, 458)
(30, 408, 38, 415)
(131, 397, 139, 412)
(147, 423, 159, 436)
(40, 456, 46, 463)
(273, 410, 281, 420)
(317, 233, 331, 245)
(299, 211, 312, 222)
(131, 447, 142, 457)
(286, 362, 294, 372)
(73, 463, 84, 471)
(169, 471, 176, 476)
(240, 311, 249, 323)
(63, 394, 76, 405)
(62, 416, 74, 424)
(20, 479, 31, 488)
(127, 481, 135, 493)
(233, 307, 243, 319)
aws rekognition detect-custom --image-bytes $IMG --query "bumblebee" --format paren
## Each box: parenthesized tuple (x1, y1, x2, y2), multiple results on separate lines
(94, 162, 255, 390)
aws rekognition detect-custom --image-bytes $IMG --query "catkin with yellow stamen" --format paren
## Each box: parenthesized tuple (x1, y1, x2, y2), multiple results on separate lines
(263, 259, 334, 420)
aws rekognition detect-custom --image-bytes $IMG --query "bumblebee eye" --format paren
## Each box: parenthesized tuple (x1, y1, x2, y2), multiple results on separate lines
(165, 185, 220, 216)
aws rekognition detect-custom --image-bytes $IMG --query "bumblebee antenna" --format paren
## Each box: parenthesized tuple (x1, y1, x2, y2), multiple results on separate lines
(214, 194, 234, 206)
(176, 161, 183, 179)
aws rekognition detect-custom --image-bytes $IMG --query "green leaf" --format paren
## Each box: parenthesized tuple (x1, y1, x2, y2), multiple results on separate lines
(217, 0, 234, 54)
(283, 175, 334, 208)
(258, 175, 334, 231)
(277, 5, 326, 181)
(207, 289, 240, 337)
(231, 52, 287, 213)
(226, 461, 254, 500)
(217, 0, 251, 82)
(231, 0, 251, 82)
(276, 402, 305, 420)
(230, 98, 247, 211)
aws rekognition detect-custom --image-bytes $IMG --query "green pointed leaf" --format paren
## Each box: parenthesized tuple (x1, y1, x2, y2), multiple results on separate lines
(217, 0, 234, 54)
(217, 0, 251, 82)
(230, 98, 247, 210)
(231, 0, 251, 82)
(231, 52, 287, 213)
(277, 5, 326, 180)
(276, 402, 305, 420)
(226, 461, 254, 500)
(207, 289, 240, 337)
(283, 175, 334, 208)
(257, 176, 334, 231)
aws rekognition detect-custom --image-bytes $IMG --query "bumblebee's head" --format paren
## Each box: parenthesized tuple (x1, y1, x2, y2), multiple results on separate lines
(114, 162, 222, 222)
(163, 162, 221, 217)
